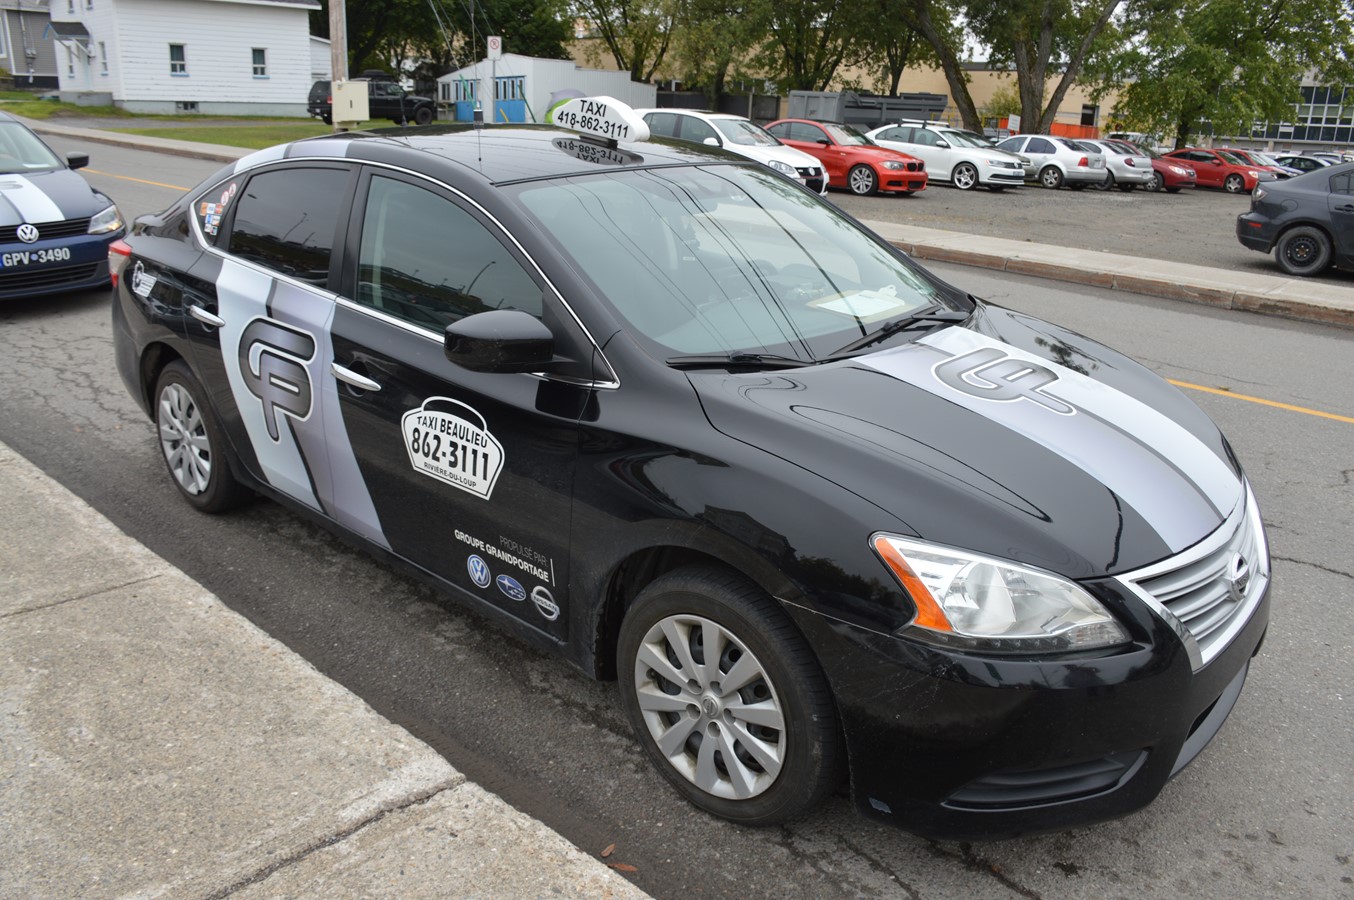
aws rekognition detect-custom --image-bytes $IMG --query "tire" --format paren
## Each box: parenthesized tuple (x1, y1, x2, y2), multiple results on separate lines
(617, 565, 844, 826)
(1092, 171, 1115, 191)
(1273, 225, 1332, 276)
(414, 106, 433, 126)
(1148, 172, 1164, 192)
(154, 360, 250, 513)
(847, 164, 878, 196)
(1039, 165, 1064, 189)
(321, 113, 332, 125)
(1224, 173, 1246, 193)
(952, 162, 979, 190)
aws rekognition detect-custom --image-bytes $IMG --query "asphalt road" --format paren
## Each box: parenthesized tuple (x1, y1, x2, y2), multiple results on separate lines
(830, 176, 1354, 286)
(3, 137, 1352, 899)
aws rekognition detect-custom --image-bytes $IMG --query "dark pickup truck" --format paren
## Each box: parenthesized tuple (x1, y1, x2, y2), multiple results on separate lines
(307, 78, 436, 126)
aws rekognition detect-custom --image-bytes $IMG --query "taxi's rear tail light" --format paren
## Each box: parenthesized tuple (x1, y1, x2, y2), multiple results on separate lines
(109, 239, 132, 288)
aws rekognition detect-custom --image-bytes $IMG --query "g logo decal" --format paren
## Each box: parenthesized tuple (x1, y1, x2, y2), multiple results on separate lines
(934, 347, 1075, 416)
(239, 318, 316, 441)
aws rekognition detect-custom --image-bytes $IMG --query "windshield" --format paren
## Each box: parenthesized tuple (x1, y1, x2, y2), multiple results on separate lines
(512, 165, 947, 361)
(959, 130, 998, 148)
(1248, 151, 1281, 166)
(939, 130, 982, 149)
(713, 119, 780, 147)
(824, 123, 872, 146)
(0, 122, 64, 173)
(1217, 150, 1247, 165)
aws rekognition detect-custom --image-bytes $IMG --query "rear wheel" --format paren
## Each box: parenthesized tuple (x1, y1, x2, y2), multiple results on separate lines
(154, 360, 250, 513)
(1148, 172, 1165, 192)
(848, 164, 879, 196)
(1092, 171, 1115, 191)
(1224, 173, 1247, 193)
(414, 106, 434, 126)
(1039, 165, 1064, 189)
(617, 565, 844, 826)
(952, 162, 979, 190)
(1274, 226, 1332, 276)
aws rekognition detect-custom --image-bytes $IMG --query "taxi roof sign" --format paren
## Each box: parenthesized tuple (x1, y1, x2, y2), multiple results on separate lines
(551, 96, 650, 146)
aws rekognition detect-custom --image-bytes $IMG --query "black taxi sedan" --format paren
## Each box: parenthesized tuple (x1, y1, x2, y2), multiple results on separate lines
(111, 98, 1270, 839)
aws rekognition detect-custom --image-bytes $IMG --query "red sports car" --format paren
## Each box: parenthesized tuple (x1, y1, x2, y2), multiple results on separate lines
(1163, 148, 1276, 193)
(765, 119, 927, 196)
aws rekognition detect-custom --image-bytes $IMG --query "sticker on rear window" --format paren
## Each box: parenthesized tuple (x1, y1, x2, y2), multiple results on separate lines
(402, 397, 505, 499)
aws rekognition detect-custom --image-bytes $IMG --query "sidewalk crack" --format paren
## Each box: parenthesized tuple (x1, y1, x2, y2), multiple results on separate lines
(0, 573, 167, 619)
(208, 775, 466, 898)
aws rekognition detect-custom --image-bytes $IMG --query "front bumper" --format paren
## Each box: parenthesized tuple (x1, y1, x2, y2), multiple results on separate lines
(784, 572, 1270, 840)
(0, 230, 121, 300)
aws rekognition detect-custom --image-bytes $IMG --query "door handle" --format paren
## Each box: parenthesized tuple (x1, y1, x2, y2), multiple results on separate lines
(188, 304, 225, 328)
(1337, 204, 1354, 212)
(331, 362, 381, 392)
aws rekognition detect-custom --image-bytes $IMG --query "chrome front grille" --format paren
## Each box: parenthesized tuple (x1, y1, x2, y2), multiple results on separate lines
(1118, 483, 1269, 671)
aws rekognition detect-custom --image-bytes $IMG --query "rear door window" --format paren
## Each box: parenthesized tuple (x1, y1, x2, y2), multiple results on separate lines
(225, 165, 353, 286)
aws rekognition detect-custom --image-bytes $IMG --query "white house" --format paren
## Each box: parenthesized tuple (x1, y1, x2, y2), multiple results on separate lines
(439, 53, 656, 124)
(1, 1, 59, 89)
(49, 0, 318, 115)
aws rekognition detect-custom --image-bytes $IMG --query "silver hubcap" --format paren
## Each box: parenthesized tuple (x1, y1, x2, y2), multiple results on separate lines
(632, 615, 786, 800)
(158, 382, 212, 495)
(954, 165, 976, 188)
(849, 168, 873, 193)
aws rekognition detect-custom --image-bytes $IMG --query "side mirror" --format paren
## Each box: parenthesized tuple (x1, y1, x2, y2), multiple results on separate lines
(66, 151, 89, 170)
(935, 140, 949, 149)
(444, 309, 554, 373)
(702, 136, 719, 147)
(818, 139, 831, 147)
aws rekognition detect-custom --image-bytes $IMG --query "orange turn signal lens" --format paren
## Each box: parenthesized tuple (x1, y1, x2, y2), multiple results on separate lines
(872, 535, 952, 632)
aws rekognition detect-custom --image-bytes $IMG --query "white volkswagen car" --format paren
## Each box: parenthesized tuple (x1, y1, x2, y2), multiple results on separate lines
(639, 109, 828, 195)
(866, 122, 1026, 191)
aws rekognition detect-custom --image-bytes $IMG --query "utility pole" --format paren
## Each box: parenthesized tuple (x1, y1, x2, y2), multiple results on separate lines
(329, 0, 348, 132)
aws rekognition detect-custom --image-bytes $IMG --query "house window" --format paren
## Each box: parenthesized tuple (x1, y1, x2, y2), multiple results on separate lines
(169, 44, 186, 76)
(86, 0, 93, 8)
(66, 48, 74, 77)
(252, 48, 267, 78)
(67, 0, 74, 12)
(99, 42, 107, 75)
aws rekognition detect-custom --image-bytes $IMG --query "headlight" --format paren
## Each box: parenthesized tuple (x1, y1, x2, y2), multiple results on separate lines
(1170, 165, 1188, 175)
(882, 160, 908, 170)
(872, 534, 1130, 653)
(766, 159, 797, 178)
(88, 204, 123, 235)
(1254, 186, 1267, 201)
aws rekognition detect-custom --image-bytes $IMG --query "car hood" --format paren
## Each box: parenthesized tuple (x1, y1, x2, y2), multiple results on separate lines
(843, 145, 918, 163)
(0, 168, 106, 225)
(689, 304, 1243, 579)
(738, 143, 823, 171)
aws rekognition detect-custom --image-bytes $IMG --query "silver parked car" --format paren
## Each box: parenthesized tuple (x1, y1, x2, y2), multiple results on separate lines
(1080, 139, 1155, 192)
(996, 135, 1107, 190)
(865, 121, 1026, 191)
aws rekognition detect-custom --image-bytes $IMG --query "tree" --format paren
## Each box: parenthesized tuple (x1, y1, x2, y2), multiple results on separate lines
(1109, 0, 1354, 147)
(983, 82, 1022, 120)
(906, 0, 983, 131)
(852, 0, 938, 96)
(965, 0, 1125, 133)
(575, 0, 680, 82)
(669, 0, 770, 103)
(754, 0, 866, 91)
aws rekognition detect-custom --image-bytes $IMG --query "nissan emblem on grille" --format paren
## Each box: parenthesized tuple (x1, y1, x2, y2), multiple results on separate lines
(16, 224, 39, 243)
(1227, 553, 1252, 603)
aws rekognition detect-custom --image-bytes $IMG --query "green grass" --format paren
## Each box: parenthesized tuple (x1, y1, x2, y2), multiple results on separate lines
(112, 123, 334, 148)
(0, 99, 141, 119)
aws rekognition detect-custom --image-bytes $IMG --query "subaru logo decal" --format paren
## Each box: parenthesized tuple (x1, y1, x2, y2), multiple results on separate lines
(16, 223, 39, 244)
(1226, 553, 1251, 604)
(467, 554, 491, 589)
(496, 574, 527, 602)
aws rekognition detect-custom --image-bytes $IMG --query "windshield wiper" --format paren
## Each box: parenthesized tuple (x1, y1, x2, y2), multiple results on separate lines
(827, 306, 970, 357)
(666, 352, 814, 370)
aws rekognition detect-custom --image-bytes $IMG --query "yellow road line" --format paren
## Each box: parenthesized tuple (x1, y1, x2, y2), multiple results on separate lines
(1169, 379, 1354, 424)
(84, 169, 189, 192)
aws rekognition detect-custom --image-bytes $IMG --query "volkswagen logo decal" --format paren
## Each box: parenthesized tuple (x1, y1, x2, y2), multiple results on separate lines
(1226, 553, 1251, 603)
(16, 223, 39, 244)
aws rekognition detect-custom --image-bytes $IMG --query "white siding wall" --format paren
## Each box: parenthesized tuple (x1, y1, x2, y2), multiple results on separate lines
(440, 54, 657, 123)
(309, 34, 330, 81)
(112, 0, 314, 114)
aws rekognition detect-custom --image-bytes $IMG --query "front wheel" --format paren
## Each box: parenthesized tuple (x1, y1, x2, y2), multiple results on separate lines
(414, 106, 434, 126)
(1274, 225, 1332, 276)
(952, 162, 979, 190)
(617, 565, 844, 826)
(847, 164, 879, 196)
(154, 360, 250, 513)
(1039, 165, 1064, 189)
(1224, 173, 1246, 193)
(1147, 172, 1165, 192)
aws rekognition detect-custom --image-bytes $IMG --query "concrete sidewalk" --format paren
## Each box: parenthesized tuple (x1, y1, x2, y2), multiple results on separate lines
(0, 440, 646, 899)
(24, 116, 1354, 332)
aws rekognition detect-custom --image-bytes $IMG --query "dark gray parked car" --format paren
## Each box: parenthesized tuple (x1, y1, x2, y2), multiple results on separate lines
(1236, 162, 1354, 275)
